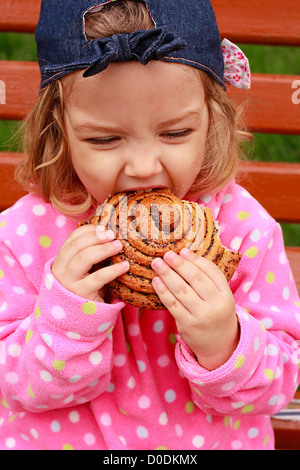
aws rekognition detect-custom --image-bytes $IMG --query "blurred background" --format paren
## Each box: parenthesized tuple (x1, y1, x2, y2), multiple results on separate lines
(0, 32, 299, 245)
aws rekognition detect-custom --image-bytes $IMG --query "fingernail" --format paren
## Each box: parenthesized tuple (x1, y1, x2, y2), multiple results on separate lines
(112, 239, 122, 249)
(180, 248, 192, 258)
(152, 258, 164, 270)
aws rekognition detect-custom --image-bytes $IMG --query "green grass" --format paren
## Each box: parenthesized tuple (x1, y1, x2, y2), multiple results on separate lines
(0, 34, 299, 245)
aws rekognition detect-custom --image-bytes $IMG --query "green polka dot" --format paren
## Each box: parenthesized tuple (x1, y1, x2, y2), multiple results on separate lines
(266, 272, 275, 283)
(295, 301, 300, 308)
(169, 333, 176, 344)
(156, 446, 168, 450)
(53, 359, 66, 371)
(224, 416, 230, 427)
(107, 326, 114, 337)
(264, 368, 274, 381)
(39, 235, 52, 248)
(81, 301, 97, 315)
(192, 387, 202, 397)
(0, 220, 7, 228)
(263, 435, 270, 446)
(0, 269, 4, 279)
(25, 329, 33, 343)
(27, 385, 35, 398)
(1, 397, 9, 409)
(245, 246, 258, 258)
(185, 401, 195, 413)
(241, 404, 254, 414)
(234, 354, 245, 369)
(237, 211, 250, 220)
(35, 305, 41, 318)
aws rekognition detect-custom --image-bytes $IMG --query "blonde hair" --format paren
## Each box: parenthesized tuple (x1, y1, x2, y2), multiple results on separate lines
(16, 0, 250, 219)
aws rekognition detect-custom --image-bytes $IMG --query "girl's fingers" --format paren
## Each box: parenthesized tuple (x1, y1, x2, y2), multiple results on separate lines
(152, 276, 190, 321)
(82, 260, 130, 295)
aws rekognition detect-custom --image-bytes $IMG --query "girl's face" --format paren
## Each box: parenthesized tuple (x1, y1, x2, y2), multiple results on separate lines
(63, 61, 209, 203)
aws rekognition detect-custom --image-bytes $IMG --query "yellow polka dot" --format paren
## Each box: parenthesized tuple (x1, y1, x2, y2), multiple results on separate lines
(263, 435, 270, 446)
(0, 270, 4, 279)
(25, 329, 33, 343)
(156, 446, 168, 450)
(233, 419, 241, 430)
(81, 301, 97, 315)
(107, 326, 114, 337)
(53, 359, 66, 371)
(39, 235, 52, 248)
(169, 333, 176, 344)
(1, 397, 9, 409)
(295, 301, 300, 308)
(9, 414, 18, 423)
(126, 341, 131, 353)
(260, 322, 266, 332)
(245, 246, 258, 258)
(224, 416, 230, 427)
(35, 305, 41, 318)
(264, 369, 274, 381)
(119, 407, 128, 416)
(241, 404, 254, 414)
(192, 387, 203, 397)
(62, 444, 74, 450)
(237, 211, 250, 220)
(266, 272, 275, 284)
(185, 401, 195, 413)
(0, 220, 7, 228)
(234, 354, 245, 369)
(27, 385, 35, 398)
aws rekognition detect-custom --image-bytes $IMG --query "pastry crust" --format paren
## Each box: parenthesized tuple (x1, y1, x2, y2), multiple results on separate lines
(83, 189, 242, 309)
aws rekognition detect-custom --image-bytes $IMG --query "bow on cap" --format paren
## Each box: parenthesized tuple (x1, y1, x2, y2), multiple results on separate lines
(84, 27, 187, 77)
(222, 39, 251, 89)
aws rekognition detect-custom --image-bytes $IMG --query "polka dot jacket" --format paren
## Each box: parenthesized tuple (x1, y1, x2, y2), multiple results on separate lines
(0, 180, 299, 450)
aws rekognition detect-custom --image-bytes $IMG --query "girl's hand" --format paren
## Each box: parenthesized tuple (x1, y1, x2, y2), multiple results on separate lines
(52, 224, 129, 302)
(152, 249, 240, 371)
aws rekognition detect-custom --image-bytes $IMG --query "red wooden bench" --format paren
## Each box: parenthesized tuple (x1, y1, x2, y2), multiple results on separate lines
(1, 0, 300, 450)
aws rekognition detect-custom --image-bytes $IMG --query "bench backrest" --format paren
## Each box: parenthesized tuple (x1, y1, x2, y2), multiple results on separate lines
(0, 0, 299, 293)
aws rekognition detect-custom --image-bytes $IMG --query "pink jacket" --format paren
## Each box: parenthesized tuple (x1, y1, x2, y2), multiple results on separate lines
(0, 180, 299, 450)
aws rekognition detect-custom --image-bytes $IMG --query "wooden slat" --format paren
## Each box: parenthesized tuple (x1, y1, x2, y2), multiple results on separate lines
(1, 61, 299, 135)
(1, 0, 300, 46)
(237, 162, 300, 224)
(272, 393, 300, 450)
(0, 153, 27, 211)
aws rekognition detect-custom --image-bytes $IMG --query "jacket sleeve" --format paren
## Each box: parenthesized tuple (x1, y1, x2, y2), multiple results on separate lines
(0, 240, 124, 413)
(175, 219, 300, 417)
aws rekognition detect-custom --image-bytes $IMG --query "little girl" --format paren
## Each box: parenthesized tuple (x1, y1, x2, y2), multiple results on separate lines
(0, 0, 299, 451)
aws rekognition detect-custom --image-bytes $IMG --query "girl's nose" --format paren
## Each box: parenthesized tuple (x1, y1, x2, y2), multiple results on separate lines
(124, 145, 163, 179)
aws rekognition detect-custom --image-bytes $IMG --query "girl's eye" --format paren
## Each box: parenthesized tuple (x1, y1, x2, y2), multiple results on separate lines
(162, 129, 192, 139)
(86, 137, 120, 146)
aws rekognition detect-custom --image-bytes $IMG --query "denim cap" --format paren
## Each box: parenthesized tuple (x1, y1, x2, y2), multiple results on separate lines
(36, 0, 225, 90)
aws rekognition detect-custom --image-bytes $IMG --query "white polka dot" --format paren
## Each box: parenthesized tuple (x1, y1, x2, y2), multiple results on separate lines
(137, 360, 146, 372)
(136, 426, 148, 439)
(265, 344, 278, 356)
(56, 215, 67, 227)
(241, 190, 251, 198)
(119, 436, 127, 446)
(231, 440, 243, 450)
(165, 389, 176, 403)
(66, 331, 81, 340)
(33, 205, 46, 216)
(175, 424, 183, 436)
(5, 372, 19, 384)
(295, 313, 300, 324)
(243, 281, 253, 292)
(230, 237, 242, 251)
(69, 411, 80, 423)
(45, 274, 54, 289)
(114, 354, 126, 367)
(283, 287, 290, 300)
(0, 302, 7, 312)
(50, 420, 61, 432)
(30, 428, 39, 439)
(98, 322, 111, 333)
(35, 344, 46, 360)
(89, 351, 102, 365)
(128, 324, 140, 336)
(153, 320, 163, 333)
(8, 344, 21, 357)
(51, 305, 66, 320)
(279, 252, 287, 264)
(250, 229, 261, 242)
(249, 290, 261, 303)
(101, 413, 112, 426)
(127, 376, 135, 389)
(223, 194, 233, 203)
(157, 354, 170, 367)
(269, 395, 279, 406)
(248, 427, 259, 439)
(221, 381, 235, 391)
(159, 412, 168, 425)
(41, 333, 52, 346)
(106, 383, 114, 392)
(254, 337, 260, 352)
(261, 318, 273, 329)
(4, 255, 15, 267)
(5, 438, 16, 449)
(69, 375, 82, 383)
(84, 433, 96, 445)
(41, 370, 53, 382)
(138, 395, 151, 409)
(19, 254, 33, 267)
(192, 435, 204, 448)
(16, 224, 28, 236)
(13, 286, 25, 294)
